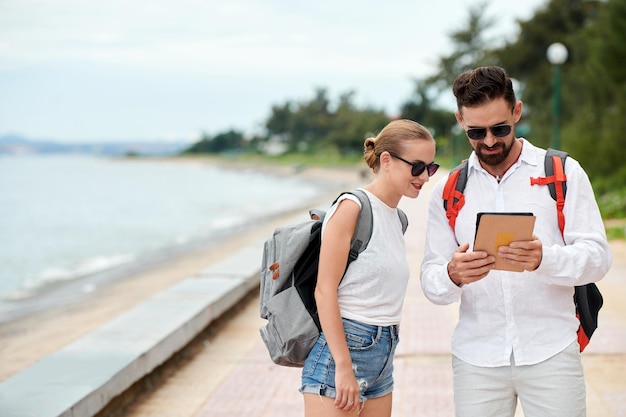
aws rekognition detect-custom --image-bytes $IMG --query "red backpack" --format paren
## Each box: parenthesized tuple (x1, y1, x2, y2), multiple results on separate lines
(442, 149, 603, 352)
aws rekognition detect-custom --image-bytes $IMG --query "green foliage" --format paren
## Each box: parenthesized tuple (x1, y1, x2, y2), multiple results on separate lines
(426, 1, 498, 88)
(605, 222, 626, 241)
(565, 0, 626, 179)
(491, 0, 601, 150)
(486, 0, 626, 224)
(182, 129, 246, 154)
(264, 88, 391, 156)
(218, 150, 364, 168)
(180, 0, 625, 225)
(322, 92, 390, 155)
(399, 0, 531, 163)
(182, 89, 391, 157)
(606, 228, 625, 241)
(598, 188, 626, 219)
(592, 164, 626, 219)
(492, 0, 626, 180)
(399, 81, 456, 140)
(264, 88, 333, 153)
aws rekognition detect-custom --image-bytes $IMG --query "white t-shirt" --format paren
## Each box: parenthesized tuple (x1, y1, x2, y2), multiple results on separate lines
(322, 189, 409, 326)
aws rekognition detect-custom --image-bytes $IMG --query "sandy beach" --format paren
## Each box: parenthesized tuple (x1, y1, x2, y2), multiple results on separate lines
(0, 159, 369, 382)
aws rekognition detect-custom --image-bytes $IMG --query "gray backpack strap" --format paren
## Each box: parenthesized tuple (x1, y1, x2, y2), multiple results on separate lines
(337, 189, 373, 263)
(545, 148, 568, 201)
(337, 189, 409, 263)
(397, 208, 409, 233)
(350, 189, 408, 234)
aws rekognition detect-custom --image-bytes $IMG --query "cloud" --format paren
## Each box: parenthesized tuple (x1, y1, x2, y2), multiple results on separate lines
(0, 0, 547, 141)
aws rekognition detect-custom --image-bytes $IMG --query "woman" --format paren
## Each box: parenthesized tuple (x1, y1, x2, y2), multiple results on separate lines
(300, 119, 438, 416)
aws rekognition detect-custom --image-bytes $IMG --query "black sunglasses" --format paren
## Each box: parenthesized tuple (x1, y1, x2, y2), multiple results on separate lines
(465, 123, 512, 140)
(388, 153, 439, 177)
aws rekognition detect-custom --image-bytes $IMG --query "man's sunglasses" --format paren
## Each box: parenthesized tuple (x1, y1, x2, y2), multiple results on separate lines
(465, 123, 512, 140)
(388, 153, 439, 177)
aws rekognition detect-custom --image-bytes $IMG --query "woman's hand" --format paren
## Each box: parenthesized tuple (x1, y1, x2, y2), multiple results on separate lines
(333, 362, 361, 412)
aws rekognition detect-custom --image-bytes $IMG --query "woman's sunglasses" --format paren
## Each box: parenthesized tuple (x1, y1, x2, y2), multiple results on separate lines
(389, 153, 439, 177)
(465, 123, 512, 140)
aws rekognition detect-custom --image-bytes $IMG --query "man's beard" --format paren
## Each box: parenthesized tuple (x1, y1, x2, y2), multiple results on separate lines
(476, 140, 513, 166)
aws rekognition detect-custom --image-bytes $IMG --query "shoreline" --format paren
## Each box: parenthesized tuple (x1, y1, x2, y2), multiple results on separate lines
(0, 160, 368, 381)
(0, 156, 366, 320)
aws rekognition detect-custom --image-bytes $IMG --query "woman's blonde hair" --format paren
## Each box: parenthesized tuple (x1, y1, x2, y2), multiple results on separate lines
(363, 119, 434, 173)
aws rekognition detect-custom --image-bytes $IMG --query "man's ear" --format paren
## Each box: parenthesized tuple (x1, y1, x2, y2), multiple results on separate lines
(513, 101, 523, 123)
(454, 111, 464, 126)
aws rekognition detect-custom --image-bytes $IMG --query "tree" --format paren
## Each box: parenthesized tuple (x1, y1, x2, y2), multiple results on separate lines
(262, 88, 390, 156)
(493, 0, 605, 150)
(399, 80, 455, 141)
(322, 91, 390, 155)
(564, 0, 626, 184)
(425, 1, 497, 91)
(263, 88, 333, 153)
(492, 0, 625, 183)
(182, 129, 245, 154)
(401, 1, 495, 159)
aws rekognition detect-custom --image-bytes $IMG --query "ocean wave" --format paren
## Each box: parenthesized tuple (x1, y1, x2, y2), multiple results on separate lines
(3, 254, 136, 301)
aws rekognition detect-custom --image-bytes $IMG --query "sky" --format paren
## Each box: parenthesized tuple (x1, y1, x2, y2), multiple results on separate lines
(0, 0, 548, 143)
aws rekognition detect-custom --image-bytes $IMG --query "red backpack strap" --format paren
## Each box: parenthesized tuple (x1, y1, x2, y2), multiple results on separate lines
(551, 155, 566, 236)
(530, 148, 568, 237)
(443, 160, 468, 230)
(531, 150, 603, 353)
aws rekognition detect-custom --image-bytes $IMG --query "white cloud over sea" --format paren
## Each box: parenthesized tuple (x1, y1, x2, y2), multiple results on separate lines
(0, 0, 547, 142)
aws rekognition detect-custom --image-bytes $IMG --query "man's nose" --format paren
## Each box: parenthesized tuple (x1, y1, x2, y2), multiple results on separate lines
(482, 131, 499, 147)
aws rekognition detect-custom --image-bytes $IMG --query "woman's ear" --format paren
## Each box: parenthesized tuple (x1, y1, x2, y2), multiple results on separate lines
(379, 151, 392, 171)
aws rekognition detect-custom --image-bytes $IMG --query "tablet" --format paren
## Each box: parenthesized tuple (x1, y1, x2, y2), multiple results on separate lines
(474, 212, 536, 272)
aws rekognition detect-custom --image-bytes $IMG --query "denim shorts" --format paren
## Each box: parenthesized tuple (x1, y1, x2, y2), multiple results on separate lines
(299, 317, 400, 401)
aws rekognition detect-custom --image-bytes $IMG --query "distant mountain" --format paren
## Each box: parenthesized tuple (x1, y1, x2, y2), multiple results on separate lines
(0, 134, 31, 144)
(0, 134, 192, 156)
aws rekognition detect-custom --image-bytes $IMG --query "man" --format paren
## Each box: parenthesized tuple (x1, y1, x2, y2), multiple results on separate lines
(420, 66, 612, 417)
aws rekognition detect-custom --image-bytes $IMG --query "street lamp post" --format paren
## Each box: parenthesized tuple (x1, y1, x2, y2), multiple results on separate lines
(546, 42, 568, 150)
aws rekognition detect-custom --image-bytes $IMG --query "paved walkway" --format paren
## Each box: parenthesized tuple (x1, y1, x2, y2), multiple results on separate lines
(122, 177, 626, 417)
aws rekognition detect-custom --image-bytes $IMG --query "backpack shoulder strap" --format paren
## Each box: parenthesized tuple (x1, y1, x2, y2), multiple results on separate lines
(442, 160, 468, 230)
(530, 148, 568, 236)
(336, 189, 408, 263)
(397, 208, 409, 234)
(544, 148, 568, 202)
(335, 189, 373, 263)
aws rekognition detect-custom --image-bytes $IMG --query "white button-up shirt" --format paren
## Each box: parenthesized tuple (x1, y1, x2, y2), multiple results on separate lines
(420, 139, 612, 367)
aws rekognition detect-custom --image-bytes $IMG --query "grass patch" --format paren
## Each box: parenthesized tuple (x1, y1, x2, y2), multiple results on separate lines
(604, 219, 626, 241)
(197, 151, 364, 168)
(598, 189, 626, 219)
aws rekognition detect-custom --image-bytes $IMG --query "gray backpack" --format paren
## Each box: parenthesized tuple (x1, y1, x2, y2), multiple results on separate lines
(259, 189, 408, 367)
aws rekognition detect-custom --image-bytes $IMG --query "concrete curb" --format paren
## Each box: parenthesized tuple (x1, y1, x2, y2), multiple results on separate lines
(0, 240, 265, 417)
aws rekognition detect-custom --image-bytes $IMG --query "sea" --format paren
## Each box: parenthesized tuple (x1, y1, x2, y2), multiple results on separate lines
(0, 154, 332, 317)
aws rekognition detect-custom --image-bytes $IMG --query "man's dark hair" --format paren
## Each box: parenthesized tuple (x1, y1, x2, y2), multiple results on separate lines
(452, 66, 517, 111)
